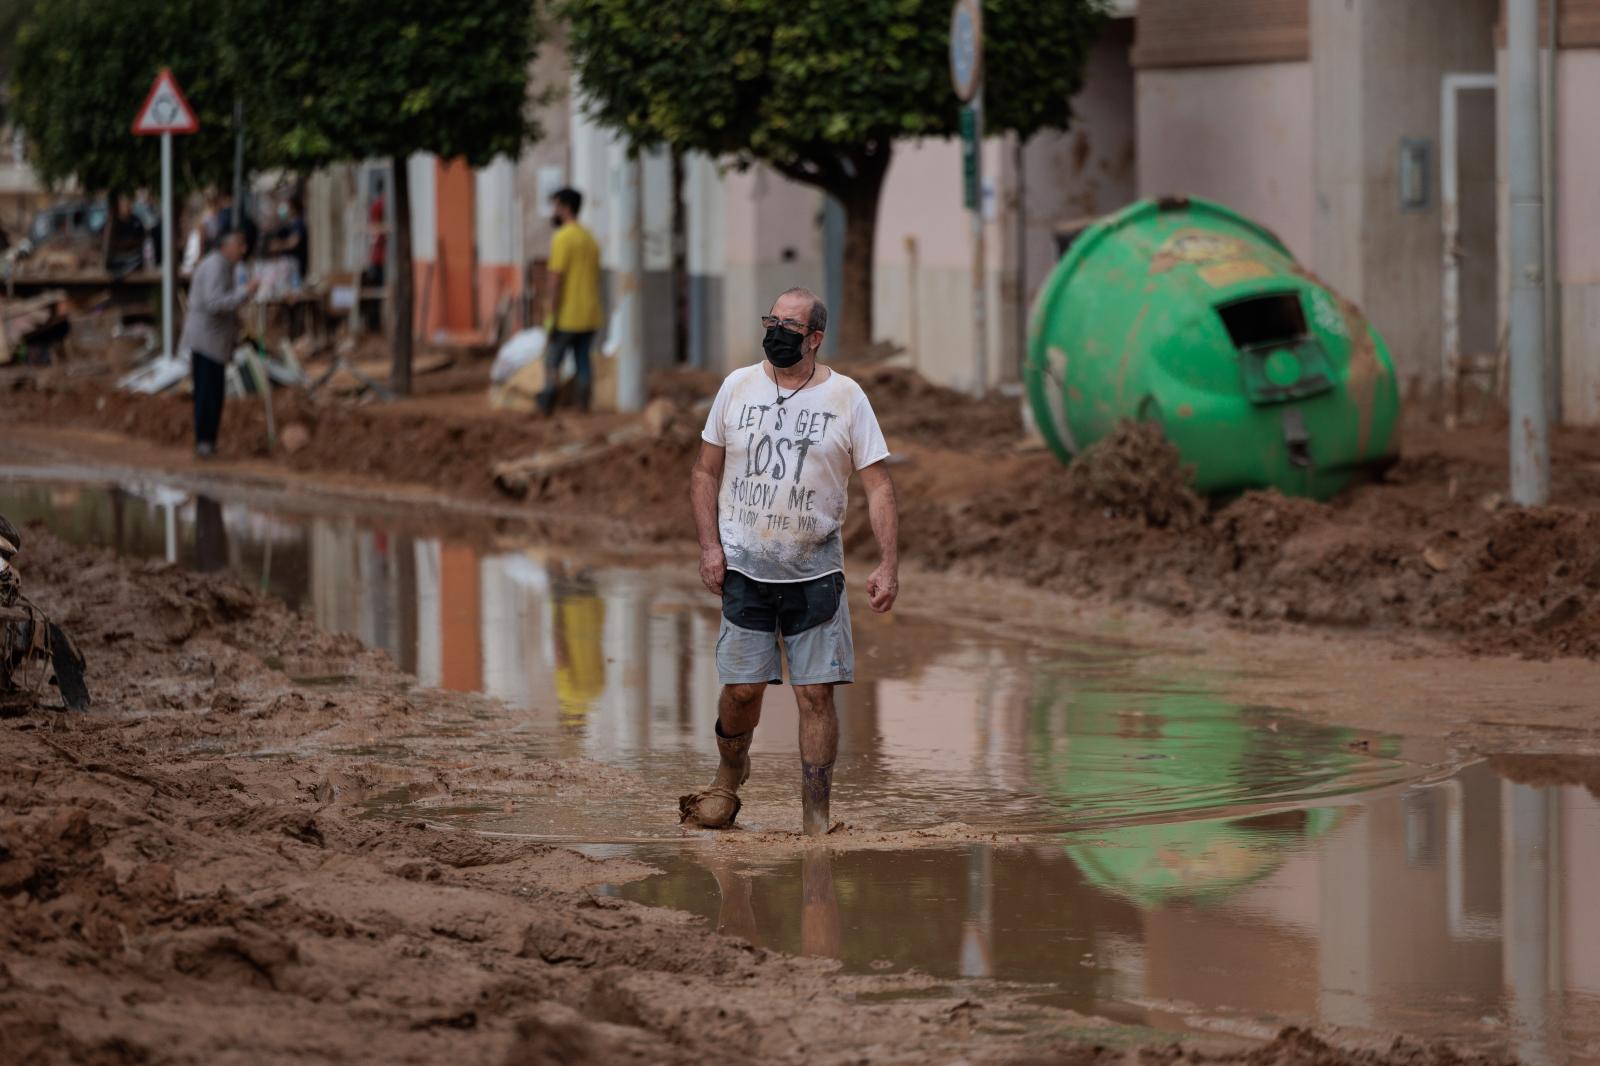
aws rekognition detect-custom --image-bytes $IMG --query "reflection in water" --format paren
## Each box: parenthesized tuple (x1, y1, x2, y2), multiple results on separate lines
(5, 473, 1599, 1061)
(553, 571, 605, 727)
(1023, 682, 1368, 905)
(693, 849, 845, 962)
(618, 767, 1600, 1062)
(193, 495, 228, 573)
(801, 850, 842, 960)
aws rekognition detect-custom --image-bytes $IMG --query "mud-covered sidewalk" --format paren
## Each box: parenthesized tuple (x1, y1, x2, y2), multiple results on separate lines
(8, 361, 1600, 661)
(0, 525, 1521, 1066)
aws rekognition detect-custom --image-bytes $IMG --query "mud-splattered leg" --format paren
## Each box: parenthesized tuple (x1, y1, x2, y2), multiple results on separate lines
(795, 683, 837, 836)
(679, 684, 764, 829)
(717, 681, 766, 737)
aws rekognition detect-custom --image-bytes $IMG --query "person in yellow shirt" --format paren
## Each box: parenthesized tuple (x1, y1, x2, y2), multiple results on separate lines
(540, 188, 604, 414)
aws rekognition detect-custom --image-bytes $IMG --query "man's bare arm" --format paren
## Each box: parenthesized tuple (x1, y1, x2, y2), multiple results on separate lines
(691, 442, 727, 595)
(858, 461, 899, 613)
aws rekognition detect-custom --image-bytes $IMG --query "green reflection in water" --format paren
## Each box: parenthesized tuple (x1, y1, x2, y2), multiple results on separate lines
(1029, 673, 1399, 907)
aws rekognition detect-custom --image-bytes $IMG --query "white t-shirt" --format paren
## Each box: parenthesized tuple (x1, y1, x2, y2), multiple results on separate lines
(702, 363, 890, 583)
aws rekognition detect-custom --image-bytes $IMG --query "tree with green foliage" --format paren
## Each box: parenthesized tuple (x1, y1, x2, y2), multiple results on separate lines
(0, 0, 42, 126)
(233, 0, 547, 393)
(9, 0, 241, 196)
(561, 0, 1105, 353)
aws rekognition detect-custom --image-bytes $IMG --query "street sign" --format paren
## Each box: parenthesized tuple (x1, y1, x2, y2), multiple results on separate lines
(131, 69, 198, 365)
(959, 106, 980, 211)
(132, 68, 198, 136)
(949, 0, 983, 103)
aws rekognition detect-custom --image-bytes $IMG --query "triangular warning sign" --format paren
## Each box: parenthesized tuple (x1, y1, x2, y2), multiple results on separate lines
(132, 68, 198, 136)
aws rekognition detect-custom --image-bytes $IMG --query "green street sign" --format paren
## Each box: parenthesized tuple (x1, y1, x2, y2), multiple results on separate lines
(960, 105, 979, 211)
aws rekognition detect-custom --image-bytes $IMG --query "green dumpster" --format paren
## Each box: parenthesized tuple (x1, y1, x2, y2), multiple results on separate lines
(1025, 196, 1401, 500)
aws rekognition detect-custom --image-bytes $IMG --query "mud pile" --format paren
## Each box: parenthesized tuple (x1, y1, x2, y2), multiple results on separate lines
(1061, 419, 1205, 531)
(850, 364, 1023, 451)
(3, 374, 624, 501)
(901, 449, 1600, 659)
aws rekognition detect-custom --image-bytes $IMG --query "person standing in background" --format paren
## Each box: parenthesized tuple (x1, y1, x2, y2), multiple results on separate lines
(181, 192, 220, 278)
(210, 192, 258, 258)
(364, 188, 386, 288)
(538, 188, 602, 415)
(265, 196, 309, 288)
(180, 229, 258, 457)
(104, 196, 146, 278)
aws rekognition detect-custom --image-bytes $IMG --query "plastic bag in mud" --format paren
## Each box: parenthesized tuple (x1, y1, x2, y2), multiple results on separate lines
(491, 327, 548, 385)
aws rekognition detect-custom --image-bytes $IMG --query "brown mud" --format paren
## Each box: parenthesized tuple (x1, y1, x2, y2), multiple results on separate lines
(1058, 420, 1205, 530)
(8, 363, 1600, 660)
(0, 527, 1522, 1065)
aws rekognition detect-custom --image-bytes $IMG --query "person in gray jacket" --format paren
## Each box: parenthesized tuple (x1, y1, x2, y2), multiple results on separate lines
(180, 229, 257, 456)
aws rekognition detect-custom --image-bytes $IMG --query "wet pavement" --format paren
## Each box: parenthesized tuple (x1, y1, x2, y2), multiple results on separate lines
(3, 466, 1597, 1064)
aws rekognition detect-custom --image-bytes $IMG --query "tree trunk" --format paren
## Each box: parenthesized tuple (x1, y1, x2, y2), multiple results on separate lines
(835, 155, 890, 355)
(671, 148, 689, 365)
(390, 154, 413, 396)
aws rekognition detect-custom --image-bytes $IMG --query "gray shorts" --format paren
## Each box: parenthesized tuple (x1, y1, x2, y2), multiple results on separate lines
(716, 570, 854, 686)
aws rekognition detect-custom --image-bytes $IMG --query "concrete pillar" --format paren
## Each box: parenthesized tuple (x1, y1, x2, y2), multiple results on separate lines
(1311, 0, 1499, 397)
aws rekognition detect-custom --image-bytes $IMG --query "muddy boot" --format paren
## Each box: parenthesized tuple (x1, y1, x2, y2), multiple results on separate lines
(679, 721, 753, 829)
(801, 761, 834, 837)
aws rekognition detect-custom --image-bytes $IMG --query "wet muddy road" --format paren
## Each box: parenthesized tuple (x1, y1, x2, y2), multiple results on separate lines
(3, 462, 1597, 1065)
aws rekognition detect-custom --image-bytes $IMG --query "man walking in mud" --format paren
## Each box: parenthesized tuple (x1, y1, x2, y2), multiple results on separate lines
(682, 288, 899, 835)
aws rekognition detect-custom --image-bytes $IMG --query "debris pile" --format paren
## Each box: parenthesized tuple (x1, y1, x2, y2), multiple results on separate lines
(0, 290, 71, 367)
(1062, 419, 1206, 530)
(0, 514, 89, 713)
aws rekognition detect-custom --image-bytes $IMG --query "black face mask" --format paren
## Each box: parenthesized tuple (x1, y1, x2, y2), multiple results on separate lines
(551, 214, 565, 229)
(763, 326, 806, 369)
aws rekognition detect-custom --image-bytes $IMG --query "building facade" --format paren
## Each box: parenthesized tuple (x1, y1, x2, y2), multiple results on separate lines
(307, 0, 1598, 422)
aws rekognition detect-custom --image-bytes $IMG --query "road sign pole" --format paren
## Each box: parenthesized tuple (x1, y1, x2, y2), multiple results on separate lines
(950, 0, 986, 396)
(970, 95, 987, 396)
(134, 68, 196, 361)
(161, 131, 175, 360)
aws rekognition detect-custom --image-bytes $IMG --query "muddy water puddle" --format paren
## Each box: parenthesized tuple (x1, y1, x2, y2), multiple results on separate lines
(4, 467, 1599, 1061)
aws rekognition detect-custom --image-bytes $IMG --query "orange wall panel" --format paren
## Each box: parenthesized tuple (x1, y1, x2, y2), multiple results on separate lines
(436, 159, 476, 333)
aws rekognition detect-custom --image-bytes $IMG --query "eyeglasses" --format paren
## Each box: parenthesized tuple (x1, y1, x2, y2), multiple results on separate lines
(761, 315, 810, 335)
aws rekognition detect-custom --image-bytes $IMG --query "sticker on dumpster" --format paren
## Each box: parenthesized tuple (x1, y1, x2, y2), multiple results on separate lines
(1199, 261, 1271, 288)
(1307, 289, 1349, 338)
(1149, 231, 1249, 274)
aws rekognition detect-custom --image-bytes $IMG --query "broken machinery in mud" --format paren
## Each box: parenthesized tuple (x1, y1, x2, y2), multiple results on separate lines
(0, 514, 90, 713)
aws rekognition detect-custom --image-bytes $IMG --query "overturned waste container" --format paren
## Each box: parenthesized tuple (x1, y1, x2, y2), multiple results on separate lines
(1026, 196, 1400, 500)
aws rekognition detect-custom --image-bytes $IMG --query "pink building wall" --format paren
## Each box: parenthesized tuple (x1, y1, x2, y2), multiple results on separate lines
(1555, 51, 1600, 422)
(871, 136, 1002, 388)
(1136, 61, 1315, 260)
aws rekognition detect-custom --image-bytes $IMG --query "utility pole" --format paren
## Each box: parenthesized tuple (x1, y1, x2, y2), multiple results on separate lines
(1507, 0, 1550, 505)
(969, 96, 988, 396)
(614, 150, 646, 413)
